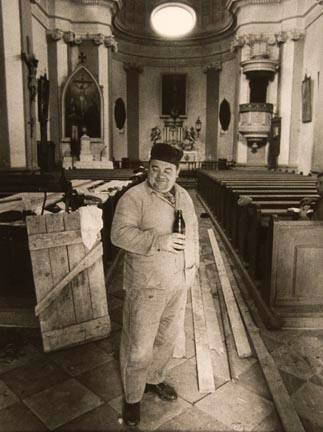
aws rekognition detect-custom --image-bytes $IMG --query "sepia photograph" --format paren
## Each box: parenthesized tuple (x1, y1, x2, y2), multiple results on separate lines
(0, 1, 323, 431)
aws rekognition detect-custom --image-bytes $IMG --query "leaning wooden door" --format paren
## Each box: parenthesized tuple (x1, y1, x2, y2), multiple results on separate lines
(26, 211, 110, 352)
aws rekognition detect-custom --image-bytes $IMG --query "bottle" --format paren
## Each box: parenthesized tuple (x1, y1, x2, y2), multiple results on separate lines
(173, 210, 185, 235)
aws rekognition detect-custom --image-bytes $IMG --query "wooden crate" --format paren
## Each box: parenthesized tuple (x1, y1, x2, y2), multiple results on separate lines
(26, 211, 111, 352)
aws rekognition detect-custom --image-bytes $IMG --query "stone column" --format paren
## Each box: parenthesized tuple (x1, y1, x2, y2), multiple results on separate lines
(236, 68, 249, 165)
(124, 63, 143, 161)
(0, 0, 34, 168)
(47, 29, 68, 165)
(278, 34, 302, 166)
(204, 64, 221, 161)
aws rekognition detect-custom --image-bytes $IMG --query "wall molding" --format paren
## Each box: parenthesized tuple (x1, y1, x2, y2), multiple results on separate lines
(47, 29, 118, 50)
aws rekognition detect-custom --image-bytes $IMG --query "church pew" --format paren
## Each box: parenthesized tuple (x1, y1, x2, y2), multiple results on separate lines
(236, 202, 300, 267)
(196, 171, 316, 224)
(218, 181, 316, 222)
(225, 188, 317, 228)
(228, 191, 318, 243)
(269, 218, 323, 327)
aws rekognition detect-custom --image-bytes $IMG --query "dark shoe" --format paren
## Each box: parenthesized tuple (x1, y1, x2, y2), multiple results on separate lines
(123, 401, 140, 427)
(144, 382, 177, 401)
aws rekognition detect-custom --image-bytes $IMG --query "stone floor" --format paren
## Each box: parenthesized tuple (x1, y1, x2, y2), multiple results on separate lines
(0, 191, 323, 431)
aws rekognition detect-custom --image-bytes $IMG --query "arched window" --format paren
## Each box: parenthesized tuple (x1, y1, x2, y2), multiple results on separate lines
(219, 98, 231, 131)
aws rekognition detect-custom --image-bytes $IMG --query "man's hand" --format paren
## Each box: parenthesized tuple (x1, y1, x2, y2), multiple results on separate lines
(158, 233, 186, 253)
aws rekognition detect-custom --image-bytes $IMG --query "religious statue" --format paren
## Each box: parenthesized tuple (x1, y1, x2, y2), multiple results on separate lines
(150, 126, 162, 145)
(182, 126, 196, 150)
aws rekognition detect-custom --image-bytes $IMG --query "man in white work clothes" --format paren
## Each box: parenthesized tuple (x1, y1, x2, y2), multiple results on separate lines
(111, 142, 199, 426)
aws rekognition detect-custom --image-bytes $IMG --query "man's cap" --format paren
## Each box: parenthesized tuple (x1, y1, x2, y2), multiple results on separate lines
(150, 143, 183, 165)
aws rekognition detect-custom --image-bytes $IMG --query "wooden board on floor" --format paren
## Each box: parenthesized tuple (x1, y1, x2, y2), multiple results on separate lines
(191, 275, 216, 393)
(199, 265, 231, 382)
(208, 228, 252, 359)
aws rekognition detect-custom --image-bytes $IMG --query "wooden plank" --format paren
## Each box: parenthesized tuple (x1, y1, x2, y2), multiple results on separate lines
(191, 276, 216, 393)
(87, 252, 109, 319)
(64, 212, 94, 324)
(251, 331, 306, 432)
(28, 230, 82, 250)
(26, 215, 57, 333)
(42, 315, 110, 352)
(199, 264, 225, 351)
(199, 264, 231, 382)
(35, 241, 103, 316)
(45, 213, 76, 329)
(208, 228, 252, 359)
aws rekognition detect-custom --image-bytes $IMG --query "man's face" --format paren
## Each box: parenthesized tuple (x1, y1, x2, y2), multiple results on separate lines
(317, 176, 323, 197)
(148, 159, 180, 193)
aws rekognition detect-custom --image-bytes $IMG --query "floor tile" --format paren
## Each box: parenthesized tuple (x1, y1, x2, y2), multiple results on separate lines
(23, 378, 104, 430)
(0, 379, 19, 410)
(299, 416, 323, 432)
(271, 336, 323, 380)
(57, 402, 128, 431)
(109, 394, 190, 431)
(195, 381, 274, 431)
(0, 402, 47, 431)
(225, 335, 257, 379)
(158, 406, 231, 431)
(237, 362, 272, 400)
(1, 353, 69, 398)
(48, 343, 114, 376)
(0, 342, 40, 375)
(279, 369, 306, 395)
(251, 410, 284, 432)
(167, 358, 208, 404)
(96, 331, 121, 356)
(292, 382, 323, 426)
(310, 373, 323, 388)
(77, 359, 123, 402)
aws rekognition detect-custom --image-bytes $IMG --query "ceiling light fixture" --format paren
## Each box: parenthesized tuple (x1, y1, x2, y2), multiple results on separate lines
(150, 2, 196, 38)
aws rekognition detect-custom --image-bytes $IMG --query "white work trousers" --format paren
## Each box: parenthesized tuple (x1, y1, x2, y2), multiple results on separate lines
(120, 277, 187, 403)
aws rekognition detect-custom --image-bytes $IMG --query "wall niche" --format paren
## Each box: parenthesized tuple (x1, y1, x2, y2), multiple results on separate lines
(219, 98, 231, 131)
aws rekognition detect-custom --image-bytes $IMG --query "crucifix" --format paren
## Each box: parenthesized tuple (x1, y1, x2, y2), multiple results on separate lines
(78, 51, 87, 64)
(21, 36, 39, 138)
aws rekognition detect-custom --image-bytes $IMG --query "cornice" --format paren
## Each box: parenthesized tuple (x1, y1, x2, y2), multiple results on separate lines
(227, 0, 281, 13)
(47, 29, 118, 50)
(231, 29, 305, 50)
(69, 0, 122, 9)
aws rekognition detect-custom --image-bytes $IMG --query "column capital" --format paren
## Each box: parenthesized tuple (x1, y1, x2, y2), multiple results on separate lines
(203, 63, 222, 73)
(47, 29, 64, 42)
(123, 63, 143, 73)
(104, 35, 118, 51)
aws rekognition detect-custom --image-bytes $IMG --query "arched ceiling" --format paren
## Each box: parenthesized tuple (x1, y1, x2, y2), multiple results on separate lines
(113, 0, 234, 43)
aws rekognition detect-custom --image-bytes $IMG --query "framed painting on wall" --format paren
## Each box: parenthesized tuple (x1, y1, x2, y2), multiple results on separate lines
(161, 74, 187, 117)
(302, 74, 312, 123)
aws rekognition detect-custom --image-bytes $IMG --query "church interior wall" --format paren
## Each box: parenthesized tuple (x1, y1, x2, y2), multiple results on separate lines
(2, 0, 26, 168)
(218, 57, 237, 161)
(302, 7, 323, 173)
(111, 58, 127, 162)
(137, 66, 207, 162)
